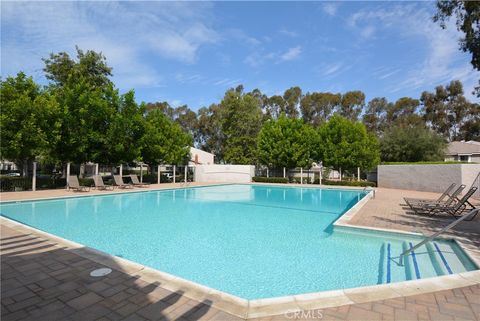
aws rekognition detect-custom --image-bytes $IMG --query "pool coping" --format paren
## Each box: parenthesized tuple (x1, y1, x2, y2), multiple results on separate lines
(1, 186, 479, 319)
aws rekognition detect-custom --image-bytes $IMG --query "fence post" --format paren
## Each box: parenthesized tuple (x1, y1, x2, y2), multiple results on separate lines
(283, 167, 286, 178)
(266, 168, 269, 178)
(339, 168, 342, 180)
(157, 165, 161, 184)
(119, 164, 123, 176)
(173, 165, 176, 183)
(319, 166, 322, 185)
(300, 168, 303, 185)
(66, 162, 71, 190)
(184, 165, 187, 183)
(357, 167, 360, 182)
(140, 163, 143, 183)
(95, 163, 99, 176)
(32, 162, 37, 191)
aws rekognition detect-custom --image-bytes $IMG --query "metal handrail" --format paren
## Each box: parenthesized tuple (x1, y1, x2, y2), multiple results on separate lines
(399, 208, 479, 265)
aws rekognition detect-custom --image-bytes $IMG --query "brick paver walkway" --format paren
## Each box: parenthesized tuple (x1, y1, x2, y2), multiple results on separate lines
(1, 186, 480, 321)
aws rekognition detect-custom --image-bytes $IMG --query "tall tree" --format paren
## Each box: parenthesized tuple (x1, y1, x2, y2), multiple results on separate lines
(105, 90, 146, 164)
(140, 110, 192, 166)
(283, 86, 302, 118)
(264, 95, 286, 120)
(362, 97, 389, 134)
(196, 103, 226, 161)
(221, 88, 263, 164)
(257, 116, 319, 168)
(44, 48, 118, 164)
(421, 80, 476, 140)
(318, 115, 380, 172)
(380, 124, 447, 162)
(300, 92, 341, 127)
(339, 91, 365, 121)
(387, 97, 423, 127)
(0, 72, 61, 174)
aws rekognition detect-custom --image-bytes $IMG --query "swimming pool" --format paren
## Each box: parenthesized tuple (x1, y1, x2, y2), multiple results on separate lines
(1, 184, 477, 299)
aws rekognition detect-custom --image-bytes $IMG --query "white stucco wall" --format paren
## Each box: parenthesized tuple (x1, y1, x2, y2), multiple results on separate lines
(194, 165, 255, 183)
(378, 164, 480, 198)
(189, 147, 214, 165)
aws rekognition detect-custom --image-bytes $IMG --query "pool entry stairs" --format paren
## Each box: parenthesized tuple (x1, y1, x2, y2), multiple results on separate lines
(381, 241, 472, 283)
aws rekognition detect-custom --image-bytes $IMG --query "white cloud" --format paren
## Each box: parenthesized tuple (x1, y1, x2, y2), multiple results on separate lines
(360, 26, 376, 39)
(350, 4, 479, 98)
(279, 28, 298, 38)
(322, 2, 339, 16)
(280, 46, 302, 61)
(1, 1, 218, 89)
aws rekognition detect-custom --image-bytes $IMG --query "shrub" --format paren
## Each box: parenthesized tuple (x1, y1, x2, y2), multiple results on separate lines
(252, 176, 289, 184)
(313, 179, 376, 187)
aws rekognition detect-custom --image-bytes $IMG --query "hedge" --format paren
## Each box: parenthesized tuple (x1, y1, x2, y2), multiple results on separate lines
(252, 176, 289, 184)
(313, 179, 376, 187)
(380, 161, 472, 165)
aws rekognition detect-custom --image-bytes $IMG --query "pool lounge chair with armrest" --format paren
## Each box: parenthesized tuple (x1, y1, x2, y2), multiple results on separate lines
(404, 183, 456, 206)
(421, 187, 478, 219)
(68, 175, 90, 192)
(405, 184, 466, 213)
(93, 175, 114, 190)
(113, 175, 134, 189)
(129, 175, 150, 187)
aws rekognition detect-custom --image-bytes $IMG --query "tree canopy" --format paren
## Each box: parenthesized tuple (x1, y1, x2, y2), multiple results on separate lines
(257, 116, 318, 168)
(317, 115, 380, 171)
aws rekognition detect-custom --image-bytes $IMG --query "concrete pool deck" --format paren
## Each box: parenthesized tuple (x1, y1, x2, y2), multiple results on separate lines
(1, 184, 479, 320)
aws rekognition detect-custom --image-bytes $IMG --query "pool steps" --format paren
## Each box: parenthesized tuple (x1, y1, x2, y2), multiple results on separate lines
(383, 241, 474, 284)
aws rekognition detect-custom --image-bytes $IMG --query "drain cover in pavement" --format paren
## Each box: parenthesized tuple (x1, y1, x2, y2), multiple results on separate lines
(90, 268, 112, 277)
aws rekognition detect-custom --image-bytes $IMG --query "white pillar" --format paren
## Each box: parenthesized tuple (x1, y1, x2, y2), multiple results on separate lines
(357, 167, 360, 181)
(140, 163, 143, 183)
(157, 165, 161, 184)
(319, 166, 322, 185)
(339, 168, 342, 180)
(300, 168, 303, 185)
(173, 165, 176, 183)
(32, 162, 37, 191)
(184, 165, 188, 183)
(266, 168, 269, 178)
(119, 164, 123, 176)
(95, 163, 99, 176)
(283, 167, 286, 178)
(66, 162, 71, 189)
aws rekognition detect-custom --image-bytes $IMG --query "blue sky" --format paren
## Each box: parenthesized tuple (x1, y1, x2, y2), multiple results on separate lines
(1, 1, 479, 110)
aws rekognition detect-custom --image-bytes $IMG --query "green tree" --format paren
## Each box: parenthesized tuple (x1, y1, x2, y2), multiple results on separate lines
(434, 1, 480, 71)
(380, 124, 447, 162)
(421, 80, 476, 140)
(105, 90, 146, 164)
(318, 115, 380, 172)
(300, 92, 341, 127)
(140, 110, 192, 166)
(43, 48, 118, 164)
(283, 86, 302, 118)
(196, 103, 226, 161)
(362, 97, 389, 134)
(387, 97, 424, 127)
(339, 91, 365, 121)
(0, 72, 61, 174)
(264, 95, 286, 120)
(257, 115, 319, 168)
(221, 88, 263, 164)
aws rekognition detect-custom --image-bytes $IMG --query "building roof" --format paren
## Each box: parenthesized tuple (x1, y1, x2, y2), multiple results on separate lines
(446, 141, 480, 155)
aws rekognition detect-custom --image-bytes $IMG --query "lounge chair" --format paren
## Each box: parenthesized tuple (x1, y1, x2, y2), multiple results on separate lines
(404, 183, 456, 206)
(67, 175, 90, 192)
(113, 175, 133, 189)
(93, 175, 114, 190)
(129, 175, 149, 187)
(405, 184, 465, 209)
(420, 187, 478, 219)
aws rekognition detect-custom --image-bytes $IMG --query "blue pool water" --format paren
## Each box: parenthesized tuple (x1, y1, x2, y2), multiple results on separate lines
(1, 184, 477, 299)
